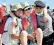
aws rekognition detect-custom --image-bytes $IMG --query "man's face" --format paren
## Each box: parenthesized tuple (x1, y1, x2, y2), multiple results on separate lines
(35, 7, 44, 13)
(15, 10, 23, 17)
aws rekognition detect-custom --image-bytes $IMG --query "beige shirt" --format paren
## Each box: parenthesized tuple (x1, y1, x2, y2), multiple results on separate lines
(7, 17, 20, 45)
(2, 17, 20, 45)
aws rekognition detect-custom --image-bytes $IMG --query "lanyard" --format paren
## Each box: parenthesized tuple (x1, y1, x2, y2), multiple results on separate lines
(16, 18, 18, 27)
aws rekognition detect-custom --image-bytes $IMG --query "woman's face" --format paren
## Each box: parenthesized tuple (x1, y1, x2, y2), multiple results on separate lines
(24, 8, 32, 17)
(35, 7, 44, 13)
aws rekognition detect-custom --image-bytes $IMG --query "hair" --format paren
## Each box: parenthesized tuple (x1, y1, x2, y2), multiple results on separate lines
(11, 11, 18, 17)
(11, 11, 16, 15)
(43, 8, 48, 17)
(47, 6, 50, 9)
(53, 9, 54, 12)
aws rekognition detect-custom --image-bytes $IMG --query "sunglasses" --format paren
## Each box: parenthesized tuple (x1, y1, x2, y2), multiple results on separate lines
(24, 8, 32, 11)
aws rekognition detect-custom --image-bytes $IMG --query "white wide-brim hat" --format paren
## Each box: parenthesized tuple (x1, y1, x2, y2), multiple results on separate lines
(11, 4, 23, 11)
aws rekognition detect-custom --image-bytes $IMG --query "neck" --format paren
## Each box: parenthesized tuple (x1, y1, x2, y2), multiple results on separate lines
(17, 16, 22, 19)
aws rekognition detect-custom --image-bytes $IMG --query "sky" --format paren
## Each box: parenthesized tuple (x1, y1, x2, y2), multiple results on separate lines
(0, 0, 54, 9)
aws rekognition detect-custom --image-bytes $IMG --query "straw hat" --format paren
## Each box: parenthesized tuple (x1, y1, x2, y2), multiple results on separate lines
(22, 2, 31, 10)
(22, 2, 29, 8)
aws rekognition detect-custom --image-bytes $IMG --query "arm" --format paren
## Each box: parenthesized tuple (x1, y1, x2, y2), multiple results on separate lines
(11, 34, 20, 39)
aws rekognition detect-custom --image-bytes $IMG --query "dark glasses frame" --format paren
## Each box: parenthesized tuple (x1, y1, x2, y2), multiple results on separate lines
(24, 8, 32, 11)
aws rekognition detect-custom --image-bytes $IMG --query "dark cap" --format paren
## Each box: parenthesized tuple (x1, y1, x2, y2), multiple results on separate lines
(34, 1, 45, 8)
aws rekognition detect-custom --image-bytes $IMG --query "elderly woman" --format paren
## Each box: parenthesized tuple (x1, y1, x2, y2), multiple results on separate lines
(34, 1, 54, 45)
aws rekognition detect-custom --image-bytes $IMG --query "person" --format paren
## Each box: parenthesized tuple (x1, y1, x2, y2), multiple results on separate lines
(47, 6, 53, 18)
(0, 5, 3, 45)
(2, 4, 26, 45)
(0, 4, 6, 45)
(51, 9, 54, 30)
(34, 1, 54, 45)
(20, 2, 43, 45)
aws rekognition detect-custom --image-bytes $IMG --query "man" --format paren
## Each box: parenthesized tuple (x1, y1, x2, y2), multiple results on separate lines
(0, 4, 6, 45)
(2, 4, 26, 45)
(34, 1, 54, 45)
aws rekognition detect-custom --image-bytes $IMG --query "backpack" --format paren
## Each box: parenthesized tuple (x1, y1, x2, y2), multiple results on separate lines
(0, 15, 11, 34)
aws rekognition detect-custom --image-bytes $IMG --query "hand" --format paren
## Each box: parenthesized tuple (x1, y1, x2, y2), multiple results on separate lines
(28, 34, 34, 40)
(32, 32, 36, 37)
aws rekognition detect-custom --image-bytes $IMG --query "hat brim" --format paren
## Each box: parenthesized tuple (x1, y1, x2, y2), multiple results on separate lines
(24, 6, 31, 10)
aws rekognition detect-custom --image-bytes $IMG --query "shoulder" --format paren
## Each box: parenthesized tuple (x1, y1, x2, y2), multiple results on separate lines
(5, 16, 13, 26)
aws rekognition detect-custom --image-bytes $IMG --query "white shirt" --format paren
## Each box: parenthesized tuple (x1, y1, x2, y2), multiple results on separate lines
(2, 16, 22, 45)
(2, 17, 12, 44)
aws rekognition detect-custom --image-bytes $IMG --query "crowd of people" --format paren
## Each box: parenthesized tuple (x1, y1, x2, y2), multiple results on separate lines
(0, 0, 54, 45)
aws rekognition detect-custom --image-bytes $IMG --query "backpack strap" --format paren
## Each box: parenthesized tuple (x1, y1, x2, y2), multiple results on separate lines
(0, 16, 8, 34)
(22, 18, 29, 30)
(31, 11, 37, 31)
(3, 15, 12, 33)
(1, 15, 11, 34)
